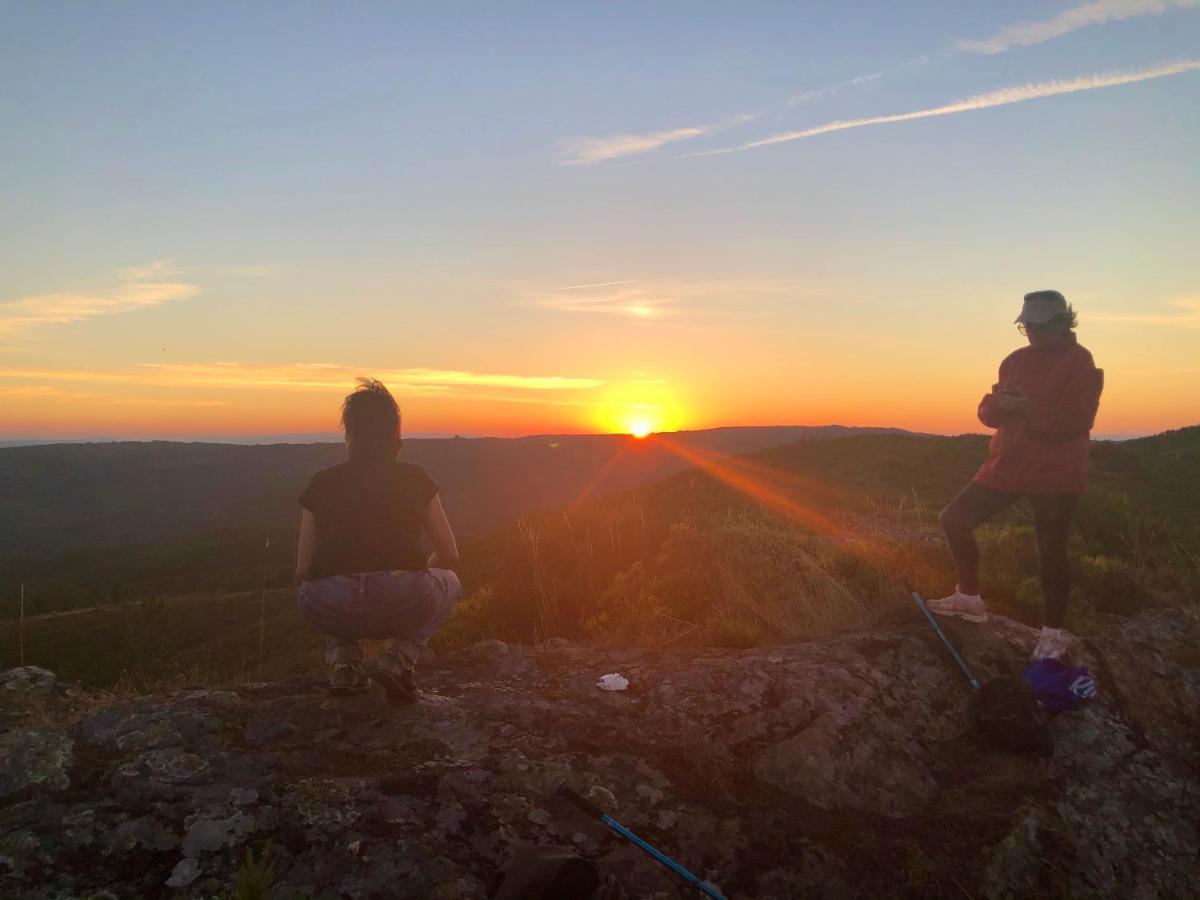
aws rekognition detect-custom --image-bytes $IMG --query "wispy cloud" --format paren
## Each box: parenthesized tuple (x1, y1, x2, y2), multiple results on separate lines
(117, 259, 180, 280)
(397, 368, 604, 391)
(144, 363, 605, 392)
(527, 281, 682, 319)
(559, 126, 710, 166)
(0, 385, 79, 399)
(786, 57, 934, 108)
(0, 260, 200, 337)
(0, 362, 604, 393)
(524, 277, 812, 321)
(788, 71, 885, 107)
(955, 0, 1198, 55)
(565, 1, 1196, 167)
(703, 59, 1200, 155)
(0, 384, 227, 407)
(558, 114, 756, 166)
(1090, 297, 1200, 325)
(221, 264, 279, 278)
(0, 363, 608, 419)
(557, 280, 636, 291)
(0, 368, 144, 385)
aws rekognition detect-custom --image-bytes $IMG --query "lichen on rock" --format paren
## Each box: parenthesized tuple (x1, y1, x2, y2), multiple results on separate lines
(0, 667, 58, 696)
(0, 729, 73, 799)
(0, 610, 1196, 898)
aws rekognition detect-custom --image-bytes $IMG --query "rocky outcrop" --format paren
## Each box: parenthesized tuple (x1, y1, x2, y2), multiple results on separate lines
(0, 667, 59, 697)
(0, 608, 1197, 899)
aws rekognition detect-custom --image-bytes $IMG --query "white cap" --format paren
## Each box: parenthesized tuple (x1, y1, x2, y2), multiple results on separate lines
(1015, 290, 1068, 325)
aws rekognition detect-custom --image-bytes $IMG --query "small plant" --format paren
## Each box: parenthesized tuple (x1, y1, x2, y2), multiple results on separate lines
(1075, 554, 1148, 615)
(707, 615, 765, 648)
(235, 842, 275, 900)
(19, 583, 25, 667)
(432, 584, 496, 648)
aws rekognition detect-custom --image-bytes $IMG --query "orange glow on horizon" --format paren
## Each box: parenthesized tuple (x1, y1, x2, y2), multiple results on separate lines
(0, 355, 1196, 440)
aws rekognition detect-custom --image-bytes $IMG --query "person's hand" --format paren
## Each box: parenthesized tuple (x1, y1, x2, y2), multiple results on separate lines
(995, 388, 1028, 414)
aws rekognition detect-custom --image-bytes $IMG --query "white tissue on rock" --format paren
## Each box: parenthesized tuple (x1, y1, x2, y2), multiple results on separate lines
(596, 672, 629, 691)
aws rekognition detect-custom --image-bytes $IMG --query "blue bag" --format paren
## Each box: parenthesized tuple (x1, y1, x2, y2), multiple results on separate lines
(1023, 659, 1097, 712)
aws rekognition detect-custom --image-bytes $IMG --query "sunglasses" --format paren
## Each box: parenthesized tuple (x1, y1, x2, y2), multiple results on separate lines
(1017, 322, 1055, 336)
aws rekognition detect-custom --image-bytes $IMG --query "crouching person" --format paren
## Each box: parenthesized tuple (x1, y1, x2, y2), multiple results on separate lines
(295, 378, 461, 702)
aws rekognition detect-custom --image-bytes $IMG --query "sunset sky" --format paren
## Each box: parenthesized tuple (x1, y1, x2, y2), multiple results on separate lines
(2, 1, 1198, 441)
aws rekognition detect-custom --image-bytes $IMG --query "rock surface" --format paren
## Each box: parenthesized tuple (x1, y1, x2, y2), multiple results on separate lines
(0, 666, 59, 697)
(0, 608, 1197, 898)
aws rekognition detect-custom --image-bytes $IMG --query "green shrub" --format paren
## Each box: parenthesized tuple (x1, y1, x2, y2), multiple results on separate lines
(235, 842, 274, 900)
(1074, 555, 1149, 616)
(433, 584, 498, 649)
(587, 510, 892, 645)
(1076, 488, 1172, 568)
(707, 616, 766, 648)
(976, 525, 1038, 610)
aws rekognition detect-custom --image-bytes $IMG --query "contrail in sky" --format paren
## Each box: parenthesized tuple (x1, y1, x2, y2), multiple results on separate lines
(702, 59, 1200, 155)
(955, 0, 1198, 55)
(562, 3, 1200, 167)
(559, 115, 757, 165)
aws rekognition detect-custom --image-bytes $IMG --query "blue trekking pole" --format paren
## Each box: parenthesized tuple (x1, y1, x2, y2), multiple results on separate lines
(554, 784, 727, 899)
(908, 587, 981, 691)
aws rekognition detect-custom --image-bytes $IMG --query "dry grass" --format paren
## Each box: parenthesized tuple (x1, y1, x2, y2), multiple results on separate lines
(583, 509, 930, 648)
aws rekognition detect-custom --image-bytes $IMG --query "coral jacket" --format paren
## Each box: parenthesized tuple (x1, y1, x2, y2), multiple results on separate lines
(974, 333, 1104, 495)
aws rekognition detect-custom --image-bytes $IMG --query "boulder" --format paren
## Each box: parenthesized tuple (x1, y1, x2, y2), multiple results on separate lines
(0, 609, 1195, 898)
(0, 667, 58, 696)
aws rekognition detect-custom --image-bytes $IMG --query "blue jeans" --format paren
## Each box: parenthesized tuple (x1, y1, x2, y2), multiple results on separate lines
(297, 569, 462, 667)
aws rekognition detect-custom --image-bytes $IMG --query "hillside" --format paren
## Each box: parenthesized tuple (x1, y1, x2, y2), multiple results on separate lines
(1, 428, 1195, 689)
(0, 425, 905, 615)
(1, 606, 1196, 898)
(452, 427, 1200, 649)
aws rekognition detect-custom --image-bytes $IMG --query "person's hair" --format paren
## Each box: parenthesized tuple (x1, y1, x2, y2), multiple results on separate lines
(1024, 290, 1077, 332)
(1049, 304, 1078, 331)
(341, 378, 400, 462)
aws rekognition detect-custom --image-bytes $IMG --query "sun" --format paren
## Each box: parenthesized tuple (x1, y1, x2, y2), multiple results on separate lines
(628, 417, 654, 439)
(593, 391, 680, 438)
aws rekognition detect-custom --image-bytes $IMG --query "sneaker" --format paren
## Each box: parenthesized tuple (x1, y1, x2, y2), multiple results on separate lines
(328, 662, 369, 695)
(927, 589, 988, 623)
(365, 652, 419, 705)
(1031, 627, 1075, 662)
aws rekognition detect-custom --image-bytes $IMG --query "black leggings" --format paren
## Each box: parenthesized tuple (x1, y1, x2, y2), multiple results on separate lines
(938, 481, 1078, 628)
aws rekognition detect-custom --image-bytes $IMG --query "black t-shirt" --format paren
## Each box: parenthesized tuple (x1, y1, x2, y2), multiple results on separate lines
(299, 459, 439, 579)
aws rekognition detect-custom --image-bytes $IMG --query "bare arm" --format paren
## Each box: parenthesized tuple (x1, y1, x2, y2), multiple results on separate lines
(296, 509, 316, 582)
(424, 494, 460, 570)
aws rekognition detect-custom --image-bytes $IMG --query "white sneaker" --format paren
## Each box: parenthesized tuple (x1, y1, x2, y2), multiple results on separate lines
(927, 589, 988, 623)
(1032, 627, 1075, 661)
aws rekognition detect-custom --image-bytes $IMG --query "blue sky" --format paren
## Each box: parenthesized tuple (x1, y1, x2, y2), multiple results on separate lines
(1, 1, 1198, 438)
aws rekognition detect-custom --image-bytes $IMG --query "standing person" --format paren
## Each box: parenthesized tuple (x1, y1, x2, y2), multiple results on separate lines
(931, 291, 1104, 660)
(295, 378, 461, 702)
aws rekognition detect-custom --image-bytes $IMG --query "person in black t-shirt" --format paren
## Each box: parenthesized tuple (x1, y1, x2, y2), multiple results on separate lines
(296, 378, 462, 702)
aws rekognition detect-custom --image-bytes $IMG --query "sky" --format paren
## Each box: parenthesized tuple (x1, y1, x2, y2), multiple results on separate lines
(2, 1, 1198, 440)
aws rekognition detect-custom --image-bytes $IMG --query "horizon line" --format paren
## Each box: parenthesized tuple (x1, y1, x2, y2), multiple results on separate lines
(1, 422, 1184, 448)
